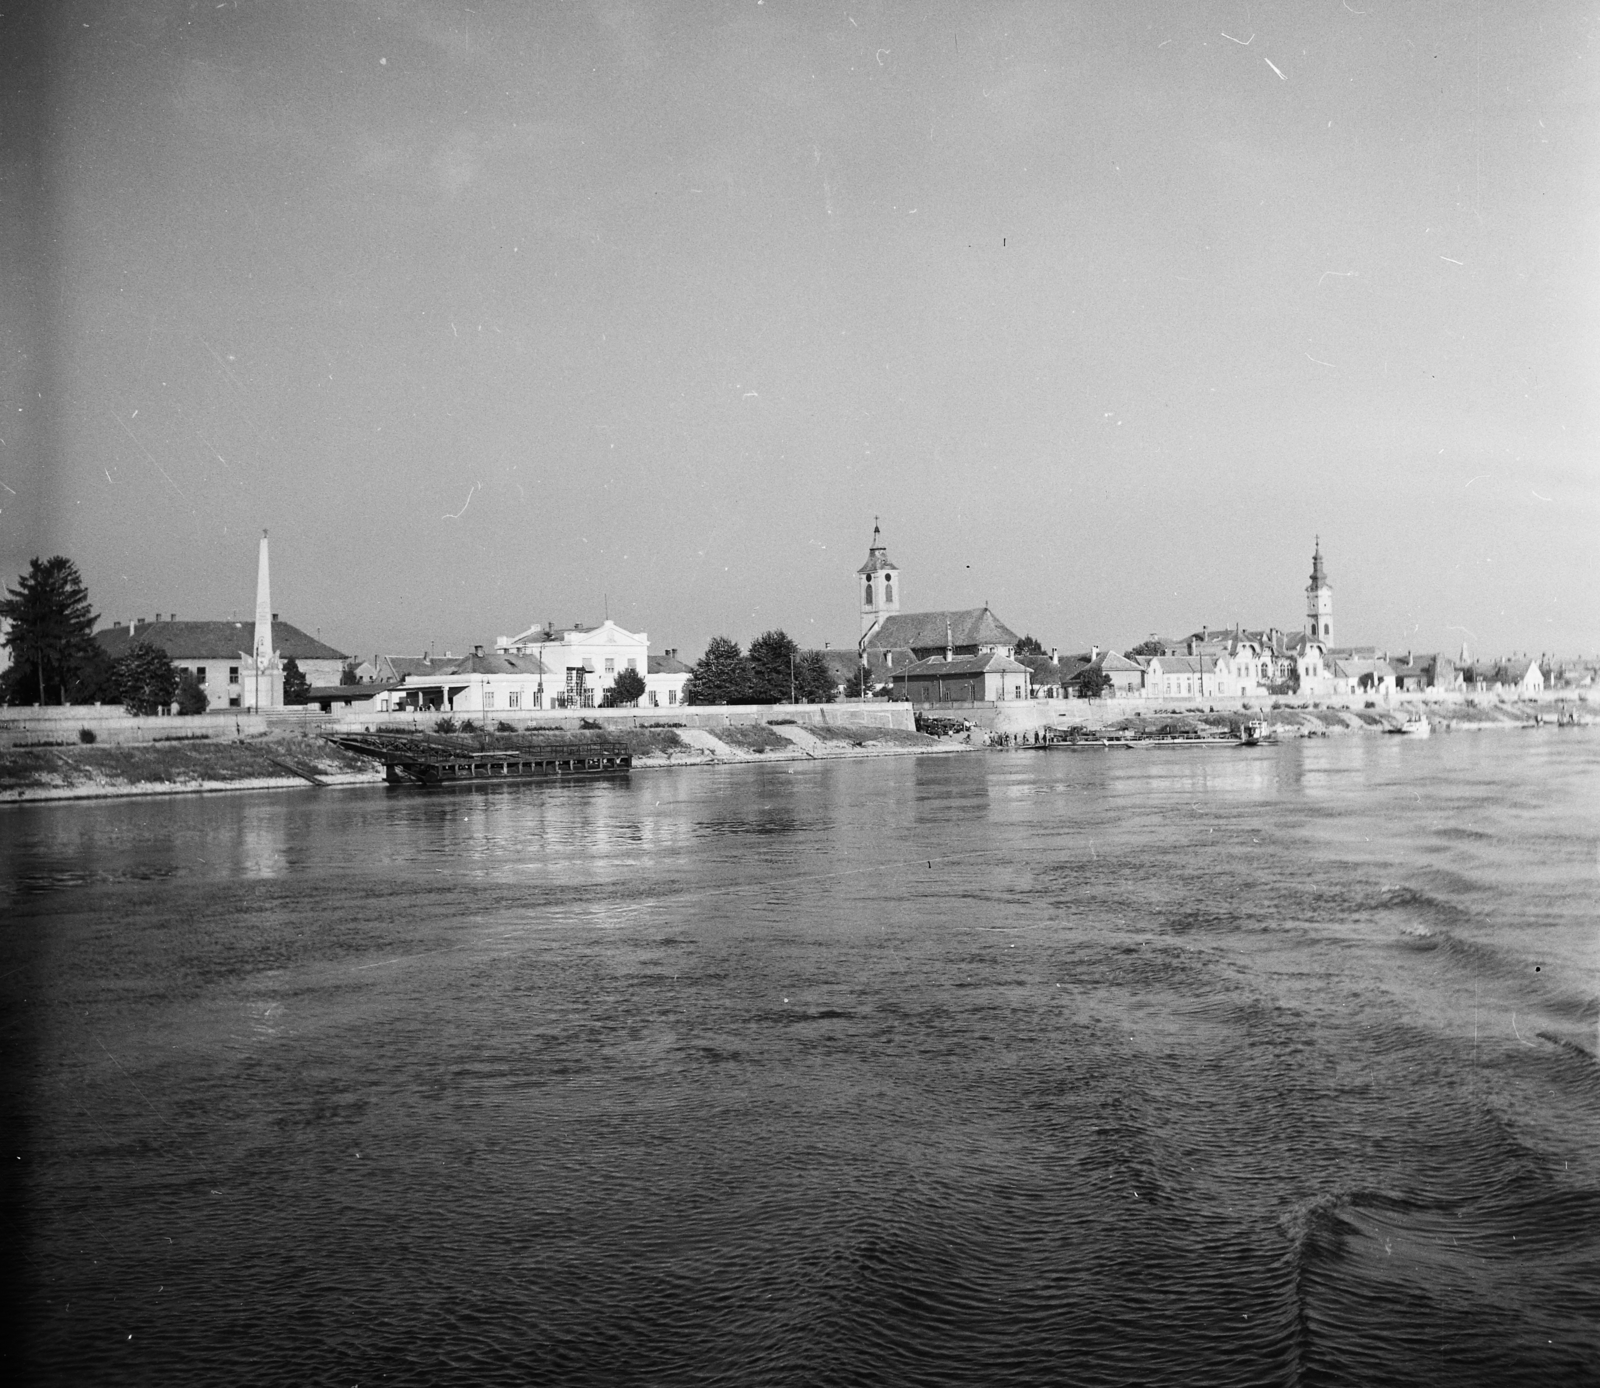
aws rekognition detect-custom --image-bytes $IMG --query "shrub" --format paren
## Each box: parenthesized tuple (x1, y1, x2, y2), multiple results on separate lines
(579, 718, 603, 730)
(434, 715, 457, 733)
(495, 720, 516, 732)
(282, 657, 310, 705)
(458, 718, 478, 733)
(78, 727, 97, 744)
(175, 668, 209, 716)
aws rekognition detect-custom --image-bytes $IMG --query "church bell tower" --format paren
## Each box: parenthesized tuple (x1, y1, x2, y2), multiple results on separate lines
(857, 518, 899, 639)
(1305, 537, 1332, 645)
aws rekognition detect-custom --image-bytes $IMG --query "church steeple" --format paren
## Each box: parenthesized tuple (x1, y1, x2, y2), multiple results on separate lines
(856, 517, 900, 639)
(1305, 536, 1332, 644)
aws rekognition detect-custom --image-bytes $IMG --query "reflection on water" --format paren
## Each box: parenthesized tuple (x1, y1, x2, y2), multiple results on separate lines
(5, 731, 1599, 1386)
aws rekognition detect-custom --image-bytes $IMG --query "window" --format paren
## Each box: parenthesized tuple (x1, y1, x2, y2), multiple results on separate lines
(1322, 623, 1329, 637)
(626, 658, 637, 671)
(229, 666, 240, 683)
(605, 658, 615, 674)
(509, 690, 521, 709)
(484, 691, 494, 709)
(648, 691, 658, 706)
(884, 577, 893, 602)
(196, 666, 207, 683)
(864, 577, 873, 604)
(668, 689, 677, 705)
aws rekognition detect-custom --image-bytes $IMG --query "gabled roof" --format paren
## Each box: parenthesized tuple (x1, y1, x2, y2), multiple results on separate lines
(501, 618, 644, 648)
(1099, 651, 1144, 672)
(901, 652, 1029, 678)
(96, 620, 347, 662)
(648, 654, 692, 675)
(865, 607, 1018, 653)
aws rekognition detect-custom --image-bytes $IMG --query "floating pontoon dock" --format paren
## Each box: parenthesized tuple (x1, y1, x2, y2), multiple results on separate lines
(323, 732, 631, 787)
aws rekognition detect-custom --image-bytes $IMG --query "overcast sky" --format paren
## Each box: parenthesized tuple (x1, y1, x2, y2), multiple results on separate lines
(4, 0, 1596, 660)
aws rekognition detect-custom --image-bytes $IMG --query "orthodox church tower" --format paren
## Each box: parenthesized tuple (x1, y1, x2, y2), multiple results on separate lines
(857, 519, 900, 639)
(1305, 538, 1332, 644)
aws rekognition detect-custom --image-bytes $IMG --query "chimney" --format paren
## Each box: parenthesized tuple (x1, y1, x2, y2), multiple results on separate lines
(129, 618, 137, 636)
(474, 644, 484, 658)
(1050, 647, 1058, 662)
(272, 612, 279, 622)
(1091, 644, 1100, 661)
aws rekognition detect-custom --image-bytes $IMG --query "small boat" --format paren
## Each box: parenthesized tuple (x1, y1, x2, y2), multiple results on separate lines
(1239, 718, 1267, 746)
(1391, 714, 1431, 738)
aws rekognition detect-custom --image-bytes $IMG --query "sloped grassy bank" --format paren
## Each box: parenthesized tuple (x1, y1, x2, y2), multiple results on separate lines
(0, 722, 962, 803)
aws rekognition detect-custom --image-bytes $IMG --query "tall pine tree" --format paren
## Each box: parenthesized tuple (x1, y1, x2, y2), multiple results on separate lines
(0, 556, 101, 705)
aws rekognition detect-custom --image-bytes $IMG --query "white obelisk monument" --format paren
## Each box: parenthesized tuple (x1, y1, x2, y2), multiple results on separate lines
(242, 529, 283, 710)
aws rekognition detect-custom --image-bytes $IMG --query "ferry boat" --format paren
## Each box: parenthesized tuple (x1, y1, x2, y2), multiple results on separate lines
(1239, 718, 1268, 746)
(1390, 713, 1431, 738)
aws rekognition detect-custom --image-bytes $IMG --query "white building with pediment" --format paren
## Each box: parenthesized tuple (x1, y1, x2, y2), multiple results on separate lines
(495, 619, 648, 708)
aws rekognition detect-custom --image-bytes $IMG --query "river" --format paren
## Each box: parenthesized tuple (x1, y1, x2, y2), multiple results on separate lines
(5, 730, 1598, 1385)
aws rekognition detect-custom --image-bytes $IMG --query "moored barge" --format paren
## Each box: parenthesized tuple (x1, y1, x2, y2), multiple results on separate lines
(323, 731, 631, 787)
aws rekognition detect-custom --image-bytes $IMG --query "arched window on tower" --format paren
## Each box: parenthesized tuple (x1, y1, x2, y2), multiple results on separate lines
(864, 577, 873, 605)
(884, 575, 893, 603)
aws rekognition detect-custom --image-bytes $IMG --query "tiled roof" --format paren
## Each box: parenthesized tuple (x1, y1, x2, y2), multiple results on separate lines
(379, 656, 442, 678)
(96, 620, 347, 662)
(865, 607, 1019, 653)
(1152, 655, 1213, 674)
(902, 652, 1029, 677)
(1099, 651, 1143, 672)
(432, 652, 551, 677)
(648, 654, 692, 674)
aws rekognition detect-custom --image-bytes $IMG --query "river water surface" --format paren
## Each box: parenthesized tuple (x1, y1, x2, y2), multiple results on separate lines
(5, 731, 1599, 1385)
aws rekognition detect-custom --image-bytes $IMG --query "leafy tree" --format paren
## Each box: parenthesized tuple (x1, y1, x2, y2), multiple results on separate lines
(115, 641, 178, 716)
(844, 665, 876, 699)
(339, 662, 361, 686)
(683, 636, 749, 705)
(282, 657, 311, 705)
(0, 556, 101, 705)
(794, 650, 837, 704)
(68, 642, 120, 705)
(747, 629, 800, 703)
(175, 668, 210, 715)
(1015, 634, 1046, 657)
(1127, 638, 1165, 658)
(602, 667, 646, 707)
(1070, 665, 1112, 699)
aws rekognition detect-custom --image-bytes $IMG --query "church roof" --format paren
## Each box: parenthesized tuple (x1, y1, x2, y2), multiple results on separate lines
(96, 619, 347, 662)
(865, 607, 1018, 653)
(1309, 539, 1330, 588)
(856, 522, 897, 576)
